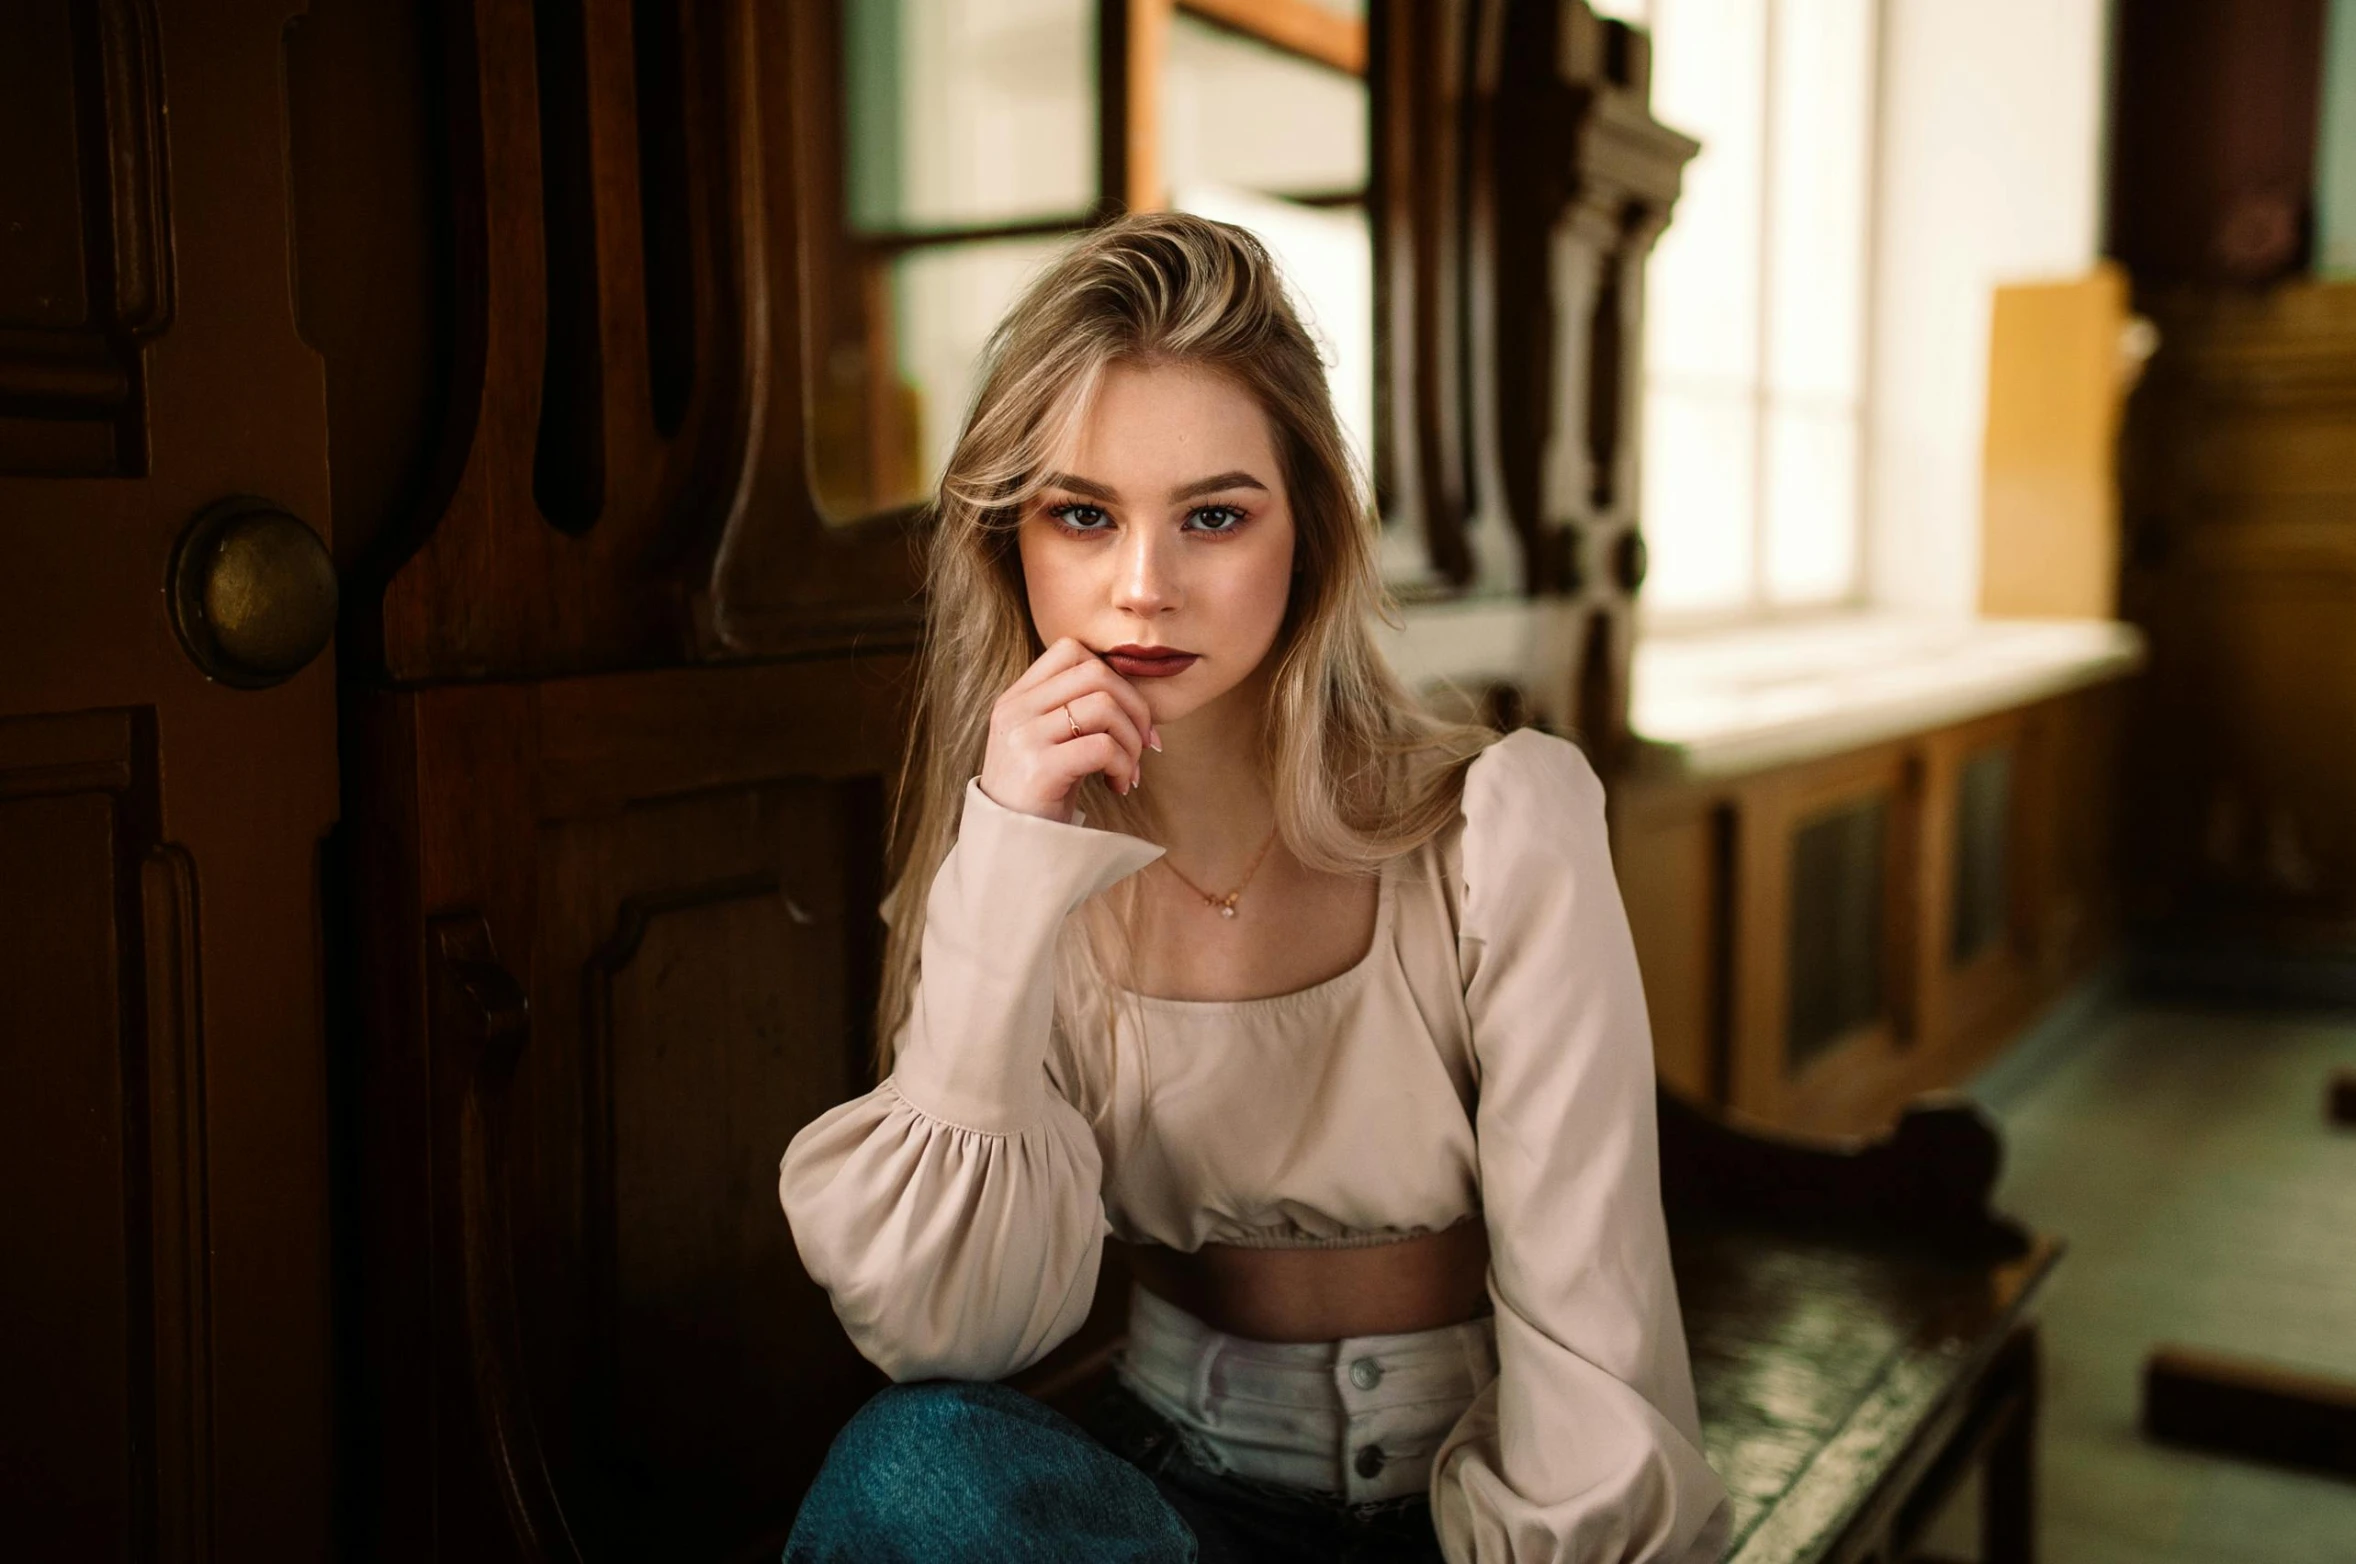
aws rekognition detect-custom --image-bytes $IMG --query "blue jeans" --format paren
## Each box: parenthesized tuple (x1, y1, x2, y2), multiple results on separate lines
(783, 1377, 1447, 1563)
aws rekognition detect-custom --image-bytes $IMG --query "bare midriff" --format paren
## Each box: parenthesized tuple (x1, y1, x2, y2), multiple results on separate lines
(1123, 1218, 1493, 1343)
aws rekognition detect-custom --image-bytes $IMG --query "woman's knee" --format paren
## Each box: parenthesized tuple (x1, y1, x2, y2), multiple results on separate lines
(824, 1380, 1037, 1488)
(786, 1380, 1193, 1563)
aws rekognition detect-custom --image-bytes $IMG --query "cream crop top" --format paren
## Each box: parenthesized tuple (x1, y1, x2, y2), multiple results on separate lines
(779, 728, 1732, 1563)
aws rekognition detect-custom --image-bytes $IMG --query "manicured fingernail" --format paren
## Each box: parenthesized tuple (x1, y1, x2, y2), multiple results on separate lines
(1148, 728, 1163, 752)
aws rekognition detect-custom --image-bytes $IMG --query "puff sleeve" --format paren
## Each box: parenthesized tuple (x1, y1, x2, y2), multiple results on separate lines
(1431, 730, 1732, 1563)
(778, 777, 1164, 1382)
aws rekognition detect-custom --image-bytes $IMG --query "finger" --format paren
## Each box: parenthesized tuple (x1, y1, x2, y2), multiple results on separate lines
(993, 642, 1096, 742)
(1073, 689, 1149, 778)
(1004, 636, 1098, 699)
(1028, 692, 1144, 784)
(1030, 657, 1160, 754)
(1044, 732, 1135, 795)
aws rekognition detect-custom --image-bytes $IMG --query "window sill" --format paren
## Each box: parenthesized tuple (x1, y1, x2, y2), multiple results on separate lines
(1629, 611, 2147, 783)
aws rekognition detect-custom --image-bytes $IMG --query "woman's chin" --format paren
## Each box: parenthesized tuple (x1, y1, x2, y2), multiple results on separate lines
(1138, 688, 1190, 727)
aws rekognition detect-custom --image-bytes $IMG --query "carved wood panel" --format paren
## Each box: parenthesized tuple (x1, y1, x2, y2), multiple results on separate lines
(1470, 0, 1693, 768)
(0, 0, 171, 477)
(1371, 0, 1477, 594)
(0, 709, 215, 1560)
(351, 652, 908, 1561)
(368, 0, 922, 684)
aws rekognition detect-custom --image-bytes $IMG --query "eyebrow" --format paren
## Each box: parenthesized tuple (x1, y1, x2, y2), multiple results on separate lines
(1039, 470, 1270, 504)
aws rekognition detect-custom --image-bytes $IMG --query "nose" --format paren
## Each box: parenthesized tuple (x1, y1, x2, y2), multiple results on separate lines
(1110, 520, 1180, 617)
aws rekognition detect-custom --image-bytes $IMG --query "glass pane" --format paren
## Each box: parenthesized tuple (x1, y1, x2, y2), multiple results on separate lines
(1171, 186, 1374, 480)
(1163, 12, 1368, 196)
(810, 236, 1070, 520)
(1786, 794, 1888, 1075)
(1764, 0, 1873, 400)
(1762, 401, 1858, 604)
(844, 0, 1096, 232)
(1643, 0, 1766, 386)
(1638, 385, 1755, 614)
(896, 237, 1073, 493)
(1952, 747, 2014, 965)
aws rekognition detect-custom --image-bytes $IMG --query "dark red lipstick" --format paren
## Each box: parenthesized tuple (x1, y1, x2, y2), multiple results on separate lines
(1100, 643, 1199, 679)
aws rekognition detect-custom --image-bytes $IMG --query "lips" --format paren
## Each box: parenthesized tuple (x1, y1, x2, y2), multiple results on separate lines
(1101, 645, 1199, 679)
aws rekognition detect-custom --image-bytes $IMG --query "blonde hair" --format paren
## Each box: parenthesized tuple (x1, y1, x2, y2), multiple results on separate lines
(874, 211, 1499, 1109)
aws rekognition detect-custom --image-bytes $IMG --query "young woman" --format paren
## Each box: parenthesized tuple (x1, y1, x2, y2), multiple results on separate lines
(777, 212, 1730, 1563)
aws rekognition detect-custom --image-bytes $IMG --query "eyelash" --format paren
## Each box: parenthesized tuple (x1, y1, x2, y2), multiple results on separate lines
(1044, 502, 1251, 538)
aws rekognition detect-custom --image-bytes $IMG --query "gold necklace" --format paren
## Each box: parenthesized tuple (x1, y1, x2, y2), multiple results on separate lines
(1156, 824, 1281, 918)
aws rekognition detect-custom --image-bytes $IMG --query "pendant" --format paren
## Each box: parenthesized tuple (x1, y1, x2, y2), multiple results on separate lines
(1218, 903, 1237, 919)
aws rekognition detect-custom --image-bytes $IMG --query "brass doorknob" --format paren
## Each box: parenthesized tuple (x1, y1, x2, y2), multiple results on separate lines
(167, 496, 337, 688)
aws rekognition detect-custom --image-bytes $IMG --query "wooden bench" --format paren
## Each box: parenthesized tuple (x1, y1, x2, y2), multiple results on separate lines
(1661, 1090, 2057, 1563)
(1016, 1090, 2059, 1564)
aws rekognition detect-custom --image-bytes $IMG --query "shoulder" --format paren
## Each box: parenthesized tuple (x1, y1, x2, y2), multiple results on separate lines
(1459, 728, 1606, 839)
(1451, 729, 1610, 925)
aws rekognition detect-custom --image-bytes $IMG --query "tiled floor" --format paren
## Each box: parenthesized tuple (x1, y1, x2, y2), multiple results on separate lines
(1916, 983, 2356, 1562)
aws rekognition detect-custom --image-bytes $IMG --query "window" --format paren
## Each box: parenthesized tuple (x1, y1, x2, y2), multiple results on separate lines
(820, 0, 1100, 521)
(1598, 0, 1879, 624)
(1163, 7, 1372, 479)
(818, 0, 1371, 525)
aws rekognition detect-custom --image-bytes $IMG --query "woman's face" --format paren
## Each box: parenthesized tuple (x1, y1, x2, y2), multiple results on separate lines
(1018, 359, 1297, 728)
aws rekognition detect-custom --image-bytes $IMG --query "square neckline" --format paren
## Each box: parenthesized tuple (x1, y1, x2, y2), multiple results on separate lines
(1113, 846, 1402, 1013)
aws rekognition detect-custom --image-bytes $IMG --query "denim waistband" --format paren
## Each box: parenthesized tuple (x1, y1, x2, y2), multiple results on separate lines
(1110, 1282, 1499, 1505)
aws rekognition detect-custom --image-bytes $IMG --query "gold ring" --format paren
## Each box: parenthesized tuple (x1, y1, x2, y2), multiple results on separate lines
(1064, 703, 1082, 738)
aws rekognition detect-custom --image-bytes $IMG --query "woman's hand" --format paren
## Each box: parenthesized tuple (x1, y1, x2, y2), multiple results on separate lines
(980, 637, 1164, 823)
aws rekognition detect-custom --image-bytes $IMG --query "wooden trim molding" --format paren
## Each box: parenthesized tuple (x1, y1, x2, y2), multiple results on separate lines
(140, 843, 215, 1564)
(431, 911, 588, 1562)
(1180, 0, 1368, 75)
(367, 0, 924, 680)
(0, 0, 172, 476)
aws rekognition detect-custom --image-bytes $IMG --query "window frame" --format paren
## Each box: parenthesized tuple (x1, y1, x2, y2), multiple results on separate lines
(810, 0, 1372, 523)
(1617, 0, 1888, 634)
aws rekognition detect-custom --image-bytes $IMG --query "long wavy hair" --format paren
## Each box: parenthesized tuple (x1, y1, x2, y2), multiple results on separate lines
(873, 211, 1499, 1112)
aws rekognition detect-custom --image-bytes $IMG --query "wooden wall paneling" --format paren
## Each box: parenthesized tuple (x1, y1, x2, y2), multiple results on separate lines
(370, 0, 923, 681)
(2049, 682, 2125, 977)
(284, 0, 456, 584)
(1727, 765, 1795, 1127)
(1901, 724, 1957, 1070)
(353, 652, 911, 1560)
(1731, 744, 1923, 1135)
(347, 682, 534, 1561)
(1470, 0, 1693, 762)
(1614, 779, 1732, 1105)
(1371, 0, 1476, 590)
(695, 0, 930, 655)
(2009, 697, 2065, 984)
(0, 709, 218, 1559)
(1626, 682, 2139, 1136)
(0, 0, 172, 478)
(1913, 707, 2035, 1078)
(2118, 282, 2356, 948)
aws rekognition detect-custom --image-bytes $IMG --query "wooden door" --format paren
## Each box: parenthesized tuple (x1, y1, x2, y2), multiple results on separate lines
(332, 3, 920, 1558)
(0, 2, 341, 1559)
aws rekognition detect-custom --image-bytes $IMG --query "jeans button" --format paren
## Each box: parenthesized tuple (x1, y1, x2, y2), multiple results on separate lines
(1349, 1355, 1384, 1391)
(1354, 1442, 1386, 1479)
